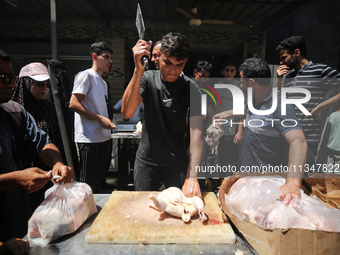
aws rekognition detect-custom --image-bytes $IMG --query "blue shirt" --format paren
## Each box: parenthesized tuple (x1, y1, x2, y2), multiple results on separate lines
(242, 92, 301, 167)
(114, 99, 144, 123)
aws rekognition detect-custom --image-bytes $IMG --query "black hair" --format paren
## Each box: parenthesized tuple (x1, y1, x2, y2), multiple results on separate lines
(221, 59, 236, 70)
(0, 49, 12, 62)
(276, 36, 307, 57)
(89, 41, 114, 59)
(154, 40, 162, 47)
(239, 58, 271, 86)
(161, 32, 190, 60)
(195, 60, 213, 73)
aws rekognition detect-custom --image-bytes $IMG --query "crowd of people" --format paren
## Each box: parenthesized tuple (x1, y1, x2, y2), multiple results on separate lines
(1, 33, 339, 253)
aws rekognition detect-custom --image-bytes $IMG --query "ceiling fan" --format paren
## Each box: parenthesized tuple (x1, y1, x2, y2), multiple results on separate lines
(175, 6, 233, 27)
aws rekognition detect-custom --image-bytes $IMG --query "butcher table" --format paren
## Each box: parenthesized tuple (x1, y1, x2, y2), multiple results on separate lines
(25, 194, 256, 255)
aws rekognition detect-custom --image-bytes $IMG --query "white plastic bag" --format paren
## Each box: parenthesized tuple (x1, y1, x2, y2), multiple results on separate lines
(27, 181, 98, 246)
(225, 176, 340, 232)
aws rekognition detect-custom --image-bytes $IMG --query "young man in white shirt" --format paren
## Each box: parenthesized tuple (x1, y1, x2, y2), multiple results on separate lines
(70, 41, 115, 193)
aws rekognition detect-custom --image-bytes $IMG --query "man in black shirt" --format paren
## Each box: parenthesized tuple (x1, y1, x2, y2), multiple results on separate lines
(122, 32, 203, 198)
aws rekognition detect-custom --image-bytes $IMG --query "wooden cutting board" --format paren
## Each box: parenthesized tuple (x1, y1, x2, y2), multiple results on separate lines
(85, 191, 235, 244)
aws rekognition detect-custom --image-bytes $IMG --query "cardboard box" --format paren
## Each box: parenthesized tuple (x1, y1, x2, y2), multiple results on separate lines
(303, 174, 340, 209)
(218, 177, 340, 255)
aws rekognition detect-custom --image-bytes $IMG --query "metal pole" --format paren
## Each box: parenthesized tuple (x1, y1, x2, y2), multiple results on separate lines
(47, 61, 75, 173)
(50, 0, 58, 59)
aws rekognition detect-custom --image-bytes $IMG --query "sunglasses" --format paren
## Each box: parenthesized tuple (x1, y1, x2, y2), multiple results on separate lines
(0, 74, 17, 85)
(33, 80, 51, 88)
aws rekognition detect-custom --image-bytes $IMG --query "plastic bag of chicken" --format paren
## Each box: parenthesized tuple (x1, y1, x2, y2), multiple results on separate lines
(225, 176, 340, 231)
(27, 181, 98, 246)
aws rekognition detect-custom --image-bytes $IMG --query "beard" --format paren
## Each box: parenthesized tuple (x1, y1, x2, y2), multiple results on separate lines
(286, 56, 297, 70)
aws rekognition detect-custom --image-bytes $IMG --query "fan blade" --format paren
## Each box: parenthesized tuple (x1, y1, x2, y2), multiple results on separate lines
(191, 7, 198, 15)
(201, 19, 234, 25)
(175, 8, 194, 20)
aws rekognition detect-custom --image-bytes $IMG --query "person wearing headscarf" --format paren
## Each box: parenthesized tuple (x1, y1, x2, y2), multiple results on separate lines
(12, 62, 64, 163)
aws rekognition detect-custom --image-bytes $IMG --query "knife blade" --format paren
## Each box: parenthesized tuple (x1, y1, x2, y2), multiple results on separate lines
(136, 3, 149, 70)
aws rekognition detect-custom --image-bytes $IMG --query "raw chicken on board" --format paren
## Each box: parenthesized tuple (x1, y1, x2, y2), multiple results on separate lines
(205, 123, 224, 154)
(225, 176, 340, 232)
(28, 182, 97, 246)
(149, 187, 207, 222)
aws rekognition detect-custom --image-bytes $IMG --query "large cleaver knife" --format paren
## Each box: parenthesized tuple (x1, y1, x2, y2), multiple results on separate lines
(136, 3, 149, 70)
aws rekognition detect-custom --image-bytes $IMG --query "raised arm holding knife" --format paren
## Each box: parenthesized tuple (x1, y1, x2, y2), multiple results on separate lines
(122, 5, 203, 198)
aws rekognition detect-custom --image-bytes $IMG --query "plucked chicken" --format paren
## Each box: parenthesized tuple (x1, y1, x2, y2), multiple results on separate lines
(148, 187, 207, 222)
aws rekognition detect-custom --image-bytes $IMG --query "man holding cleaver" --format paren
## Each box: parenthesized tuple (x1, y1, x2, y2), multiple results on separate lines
(122, 32, 203, 198)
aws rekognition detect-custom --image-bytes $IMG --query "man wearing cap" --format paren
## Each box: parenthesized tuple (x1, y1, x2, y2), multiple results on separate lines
(69, 41, 116, 193)
(0, 49, 74, 241)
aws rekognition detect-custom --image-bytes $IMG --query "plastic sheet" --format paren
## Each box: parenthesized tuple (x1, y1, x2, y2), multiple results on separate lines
(225, 176, 340, 232)
(27, 181, 98, 246)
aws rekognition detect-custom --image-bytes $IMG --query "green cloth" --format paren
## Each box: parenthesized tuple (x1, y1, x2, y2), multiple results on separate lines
(327, 111, 340, 151)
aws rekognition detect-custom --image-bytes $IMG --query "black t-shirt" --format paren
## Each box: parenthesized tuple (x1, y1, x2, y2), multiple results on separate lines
(138, 70, 201, 167)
